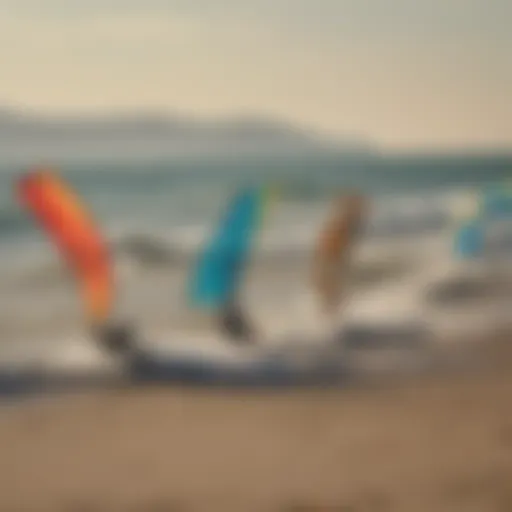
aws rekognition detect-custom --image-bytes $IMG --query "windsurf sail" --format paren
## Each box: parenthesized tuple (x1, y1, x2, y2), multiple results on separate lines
(16, 168, 113, 326)
(453, 219, 484, 259)
(312, 194, 366, 316)
(450, 183, 512, 260)
(187, 187, 271, 312)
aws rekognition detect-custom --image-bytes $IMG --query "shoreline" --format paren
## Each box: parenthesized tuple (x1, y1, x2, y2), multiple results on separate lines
(0, 333, 511, 510)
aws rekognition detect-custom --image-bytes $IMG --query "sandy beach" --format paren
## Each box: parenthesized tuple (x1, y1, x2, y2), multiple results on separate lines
(0, 335, 510, 512)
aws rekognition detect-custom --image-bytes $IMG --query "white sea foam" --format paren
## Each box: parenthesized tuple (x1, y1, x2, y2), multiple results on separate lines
(0, 185, 509, 378)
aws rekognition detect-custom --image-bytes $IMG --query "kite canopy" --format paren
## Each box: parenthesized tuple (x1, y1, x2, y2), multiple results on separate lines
(187, 187, 271, 311)
(312, 194, 366, 315)
(453, 219, 484, 259)
(451, 182, 512, 259)
(16, 168, 113, 325)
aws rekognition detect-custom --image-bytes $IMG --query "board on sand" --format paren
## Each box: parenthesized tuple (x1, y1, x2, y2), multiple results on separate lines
(0, 336, 346, 398)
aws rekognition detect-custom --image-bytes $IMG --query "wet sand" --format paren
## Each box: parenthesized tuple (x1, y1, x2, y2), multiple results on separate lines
(0, 336, 511, 512)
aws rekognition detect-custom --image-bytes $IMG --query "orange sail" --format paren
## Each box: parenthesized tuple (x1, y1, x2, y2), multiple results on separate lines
(312, 194, 366, 315)
(16, 168, 113, 325)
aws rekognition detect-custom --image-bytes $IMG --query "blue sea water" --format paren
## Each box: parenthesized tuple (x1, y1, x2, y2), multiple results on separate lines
(0, 152, 510, 247)
(0, 151, 509, 393)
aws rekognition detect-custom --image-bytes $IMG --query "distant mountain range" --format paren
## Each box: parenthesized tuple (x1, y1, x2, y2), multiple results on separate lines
(0, 107, 374, 162)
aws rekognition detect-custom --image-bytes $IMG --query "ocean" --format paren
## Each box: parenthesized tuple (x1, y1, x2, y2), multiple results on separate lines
(0, 152, 510, 379)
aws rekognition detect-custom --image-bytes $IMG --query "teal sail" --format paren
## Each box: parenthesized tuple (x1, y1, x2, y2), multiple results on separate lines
(453, 219, 484, 259)
(451, 181, 512, 260)
(187, 188, 268, 310)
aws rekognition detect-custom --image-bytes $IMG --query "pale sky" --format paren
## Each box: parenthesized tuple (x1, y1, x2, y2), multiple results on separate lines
(0, 0, 510, 150)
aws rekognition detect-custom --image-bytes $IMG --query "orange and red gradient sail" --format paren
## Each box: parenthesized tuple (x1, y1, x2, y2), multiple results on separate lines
(312, 194, 366, 315)
(16, 168, 113, 325)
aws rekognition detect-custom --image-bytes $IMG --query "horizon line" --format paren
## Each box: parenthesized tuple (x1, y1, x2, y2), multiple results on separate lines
(1, 103, 511, 155)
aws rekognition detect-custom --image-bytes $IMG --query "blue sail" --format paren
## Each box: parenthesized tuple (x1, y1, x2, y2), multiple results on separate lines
(453, 219, 484, 259)
(451, 182, 511, 260)
(187, 188, 267, 310)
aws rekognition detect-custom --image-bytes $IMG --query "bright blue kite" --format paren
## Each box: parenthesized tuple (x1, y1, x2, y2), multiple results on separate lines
(453, 219, 484, 259)
(187, 188, 269, 310)
(452, 181, 511, 259)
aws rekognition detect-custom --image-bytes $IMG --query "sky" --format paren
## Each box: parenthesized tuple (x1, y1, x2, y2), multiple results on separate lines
(0, 0, 510, 151)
